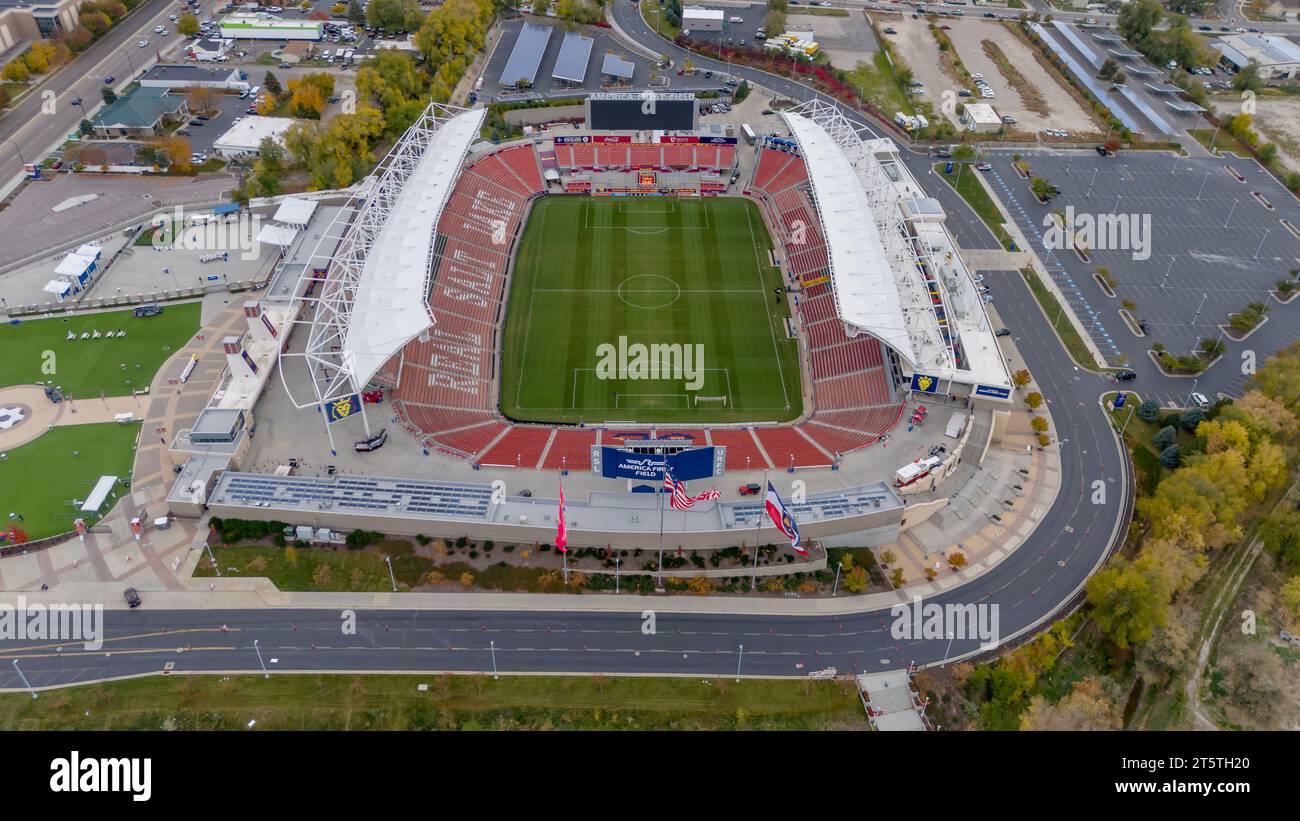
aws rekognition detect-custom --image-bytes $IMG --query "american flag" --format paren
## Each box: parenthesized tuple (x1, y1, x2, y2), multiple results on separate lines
(663, 469, 721, 511)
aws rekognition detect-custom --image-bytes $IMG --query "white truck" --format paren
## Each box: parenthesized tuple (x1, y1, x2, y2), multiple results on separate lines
(895, 456, 941, 487)
(945, 410, 967, 439)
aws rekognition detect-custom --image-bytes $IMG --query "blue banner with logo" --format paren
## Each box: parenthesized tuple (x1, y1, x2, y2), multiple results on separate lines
(598, 446, 716, 481)
(974, 384, 1012, 399)
(324, 394, 362, 424)
(910, 373, 940, 393)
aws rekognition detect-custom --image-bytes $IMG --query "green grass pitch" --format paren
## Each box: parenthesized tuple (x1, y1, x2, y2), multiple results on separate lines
(499, 196, 802, 424)
(0, 422, 140, 541)
(0, 303, 200, 397)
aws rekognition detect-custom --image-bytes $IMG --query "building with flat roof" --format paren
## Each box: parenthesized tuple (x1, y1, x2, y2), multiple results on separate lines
(1212, 33, 1300, 79)
(499, 21, 552, 88)
(212, 116, 299, 159)
(682, 7, 725, 31)
(0, 0, 81, 59)
(184, 36, 228, 62)
(219, 13, 322, 40)
(139, 64, 243, 90)
(960, 102, 1001, 132)
(91, 87, 190, 138)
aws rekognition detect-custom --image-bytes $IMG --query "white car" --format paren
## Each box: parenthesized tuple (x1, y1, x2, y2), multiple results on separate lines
(137, 38, 148, 47)
(1190, 392, 1210, 409)
(971, 73, 983, 80)
(972, 274, 985, 283)
(154, 25, 165, 33)
(169, 14, 177, 20)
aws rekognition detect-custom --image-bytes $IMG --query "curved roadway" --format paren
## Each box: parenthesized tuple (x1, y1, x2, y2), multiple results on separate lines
(0, 10, 1139, 690)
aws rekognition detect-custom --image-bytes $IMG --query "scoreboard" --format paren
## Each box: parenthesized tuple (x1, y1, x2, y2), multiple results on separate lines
(586, 92, 698, 131)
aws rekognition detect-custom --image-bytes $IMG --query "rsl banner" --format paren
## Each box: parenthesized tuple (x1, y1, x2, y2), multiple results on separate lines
(324, 394, 362, 424)
(910, 373, 941, 394)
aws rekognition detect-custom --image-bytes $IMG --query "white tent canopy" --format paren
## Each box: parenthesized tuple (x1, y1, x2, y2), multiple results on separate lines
(273, 197, 317, 227)
(341, 107, 485, 393)
(80, 475, 118, 513)
(54, 252, 96, 278)
(257, 223, 300, 247)
(74, 243, 102, 259)
(782, 112, 916, 366)
(43, 279, 72, 296)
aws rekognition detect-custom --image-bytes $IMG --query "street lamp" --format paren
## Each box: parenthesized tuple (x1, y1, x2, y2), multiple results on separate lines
(2, 136, 26, 167)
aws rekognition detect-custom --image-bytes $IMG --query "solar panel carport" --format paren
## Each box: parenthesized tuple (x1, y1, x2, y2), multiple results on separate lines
(500, 22, 553, 88)
(552, 29, 593, 85)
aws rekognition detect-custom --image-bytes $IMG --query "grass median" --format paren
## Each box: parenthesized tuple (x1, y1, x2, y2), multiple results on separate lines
(0, 673, 870, 730)
(931, 163, 1017, 250)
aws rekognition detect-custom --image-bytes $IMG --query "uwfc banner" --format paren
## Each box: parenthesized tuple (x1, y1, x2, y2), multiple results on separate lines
(910, 373, 941, 394)
(323, 394, 362, 424)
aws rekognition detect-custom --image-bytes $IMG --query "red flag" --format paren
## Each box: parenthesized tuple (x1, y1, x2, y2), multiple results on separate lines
(555, 482, 567, 554)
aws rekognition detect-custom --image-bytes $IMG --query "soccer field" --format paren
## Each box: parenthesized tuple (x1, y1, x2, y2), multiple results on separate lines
(500, 196, 802, 424)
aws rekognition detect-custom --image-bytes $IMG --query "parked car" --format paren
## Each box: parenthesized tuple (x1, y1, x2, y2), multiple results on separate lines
(1115, 370, 1137, 382)
(176, 129, 191, 136)
(975, 162, 991, 170)
(739, 483, 762, 496)
(1190, 392, 1211, 409)
(995, 327, 1011, 337)
(124, 588, 142, 608)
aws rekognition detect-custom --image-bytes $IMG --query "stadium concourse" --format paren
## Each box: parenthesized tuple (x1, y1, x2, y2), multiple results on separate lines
(340, 103, 1009, 474)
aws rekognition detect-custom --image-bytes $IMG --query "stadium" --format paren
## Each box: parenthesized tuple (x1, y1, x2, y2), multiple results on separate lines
(162, 93, 1014, 552)
(274, 96, 1009, 472)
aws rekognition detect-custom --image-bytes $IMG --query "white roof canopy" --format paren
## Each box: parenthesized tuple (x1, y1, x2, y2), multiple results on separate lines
(783, 113, 916, 365)
(273, 197, 317, 226)
(81, 475, 118, 512)
(54, 252, 97, 277)
(44, 279, 72, 295)
(257, 223, 300, 246)
(341, 107, 485, 392)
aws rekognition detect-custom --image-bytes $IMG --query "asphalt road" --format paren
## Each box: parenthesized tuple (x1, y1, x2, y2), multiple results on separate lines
(0, 0, 226, 194)
(0, 5, 1140, 689)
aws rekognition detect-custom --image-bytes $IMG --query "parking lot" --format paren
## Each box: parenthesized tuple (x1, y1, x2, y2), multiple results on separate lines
(175, 92, 254, 157)
(977, 148, 1300, 404)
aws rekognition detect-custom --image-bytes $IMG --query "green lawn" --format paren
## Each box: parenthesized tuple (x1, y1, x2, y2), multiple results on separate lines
(931, 162, 1016, 250)
(0, 422, 140, 540)
(0, 672, 868, 730)
(846, 51, 915, 117)
(0, 303, 200, 397)
(1188, 127, 1253, 157)
(499, 196, 802, 424)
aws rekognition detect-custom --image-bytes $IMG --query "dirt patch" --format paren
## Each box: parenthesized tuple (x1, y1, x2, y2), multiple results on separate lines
(1219, 92, 1300, 175)
(885, 16, 964, 126)
(982, 39, 1050, 118)
(944, 19, 1100, 135)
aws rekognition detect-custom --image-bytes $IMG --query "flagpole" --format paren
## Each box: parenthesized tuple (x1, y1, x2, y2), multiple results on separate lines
(751, 469, 768, 592)
(657, 469, 666, 588)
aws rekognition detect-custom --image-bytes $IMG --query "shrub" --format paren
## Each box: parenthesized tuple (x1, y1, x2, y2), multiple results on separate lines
(1180, 408, 1206, 432)
(1152, 425, 1177, 450)
(1158, 444, 1181, 469)
(1136, 399, 1161, 423)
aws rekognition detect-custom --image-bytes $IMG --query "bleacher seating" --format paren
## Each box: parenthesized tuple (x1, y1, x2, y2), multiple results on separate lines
(388, 142, 904, 470)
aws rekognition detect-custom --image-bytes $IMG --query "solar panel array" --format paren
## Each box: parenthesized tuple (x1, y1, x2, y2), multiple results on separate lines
(216, 473, 494, 519)
(729, 487, 897, 525)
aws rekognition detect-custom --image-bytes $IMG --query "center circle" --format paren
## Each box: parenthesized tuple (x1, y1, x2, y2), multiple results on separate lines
(617, 275, 681, 310)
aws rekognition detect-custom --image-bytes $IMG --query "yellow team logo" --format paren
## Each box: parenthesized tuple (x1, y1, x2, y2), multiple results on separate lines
(915, 375, 934, 392)
(326, 394, 360, 423)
